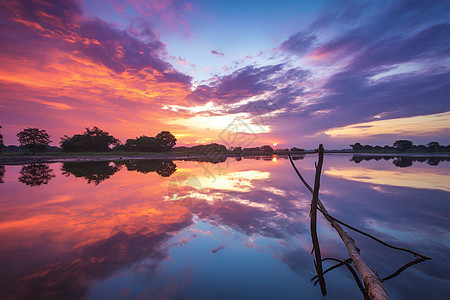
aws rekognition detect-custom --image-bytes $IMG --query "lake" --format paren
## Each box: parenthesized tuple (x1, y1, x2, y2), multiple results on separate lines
(0, 154, 449, 299)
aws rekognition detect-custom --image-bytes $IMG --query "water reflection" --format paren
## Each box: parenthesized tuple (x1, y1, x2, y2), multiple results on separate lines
(325, 166, 450, 192)
(61, 161, 122, 185)
(0, 155, 449, 299)
(61, 160, 177, 185)
(18, 164, 55, 186)
(120, 159, 177, 177)
(0, 165, 4, 183)
(351, 155, 450, 167)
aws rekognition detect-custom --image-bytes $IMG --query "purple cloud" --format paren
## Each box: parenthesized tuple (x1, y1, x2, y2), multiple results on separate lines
(265, 0, 450, 143)
(280, 32, 316, 55)
(211, 244, 226, 254)
(0, 0, 191, 84)
(210, 50, 225, 57)
(187, 64, 284, 104)
(350, 23, 450, 70)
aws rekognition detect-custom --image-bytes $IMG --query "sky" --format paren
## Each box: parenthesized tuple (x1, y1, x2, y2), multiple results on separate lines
(0, 0, 449, 149)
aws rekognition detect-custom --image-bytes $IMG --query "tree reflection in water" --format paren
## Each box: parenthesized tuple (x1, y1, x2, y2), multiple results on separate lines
(120, 159, 177, 177)
(0, 165, 5, 183)
(18, 164, 55, 186)
(350, 155, 449, 167)
(61, 161, 122, 185)
(61, 160, 177, 185)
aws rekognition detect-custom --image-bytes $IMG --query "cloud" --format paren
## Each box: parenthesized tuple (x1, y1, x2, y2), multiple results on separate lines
(186, 64, 284, 105)
(267, 0, 450, 147)
(211, 244, 226, 254)
(210, 50, 225, 57)
(280, 32, 316, 55)
(350, 23, 450, 70)
(0, 0, 191, 83)
(0, 0, 195, 144)
(127, 0, 194, 36)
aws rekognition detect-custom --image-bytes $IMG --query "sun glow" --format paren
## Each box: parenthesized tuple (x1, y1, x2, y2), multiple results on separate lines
(324, 111, 450, 137)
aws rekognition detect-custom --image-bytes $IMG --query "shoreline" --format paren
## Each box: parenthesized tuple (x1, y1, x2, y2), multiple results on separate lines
(0, 151, 449, 165)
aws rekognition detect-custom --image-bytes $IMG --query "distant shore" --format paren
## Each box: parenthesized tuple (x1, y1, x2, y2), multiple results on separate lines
(1, 151, 449, 165)
(0, 153, 224, 165)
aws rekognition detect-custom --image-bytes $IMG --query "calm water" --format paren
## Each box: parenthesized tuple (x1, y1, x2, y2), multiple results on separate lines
(0, 154, 449, 299)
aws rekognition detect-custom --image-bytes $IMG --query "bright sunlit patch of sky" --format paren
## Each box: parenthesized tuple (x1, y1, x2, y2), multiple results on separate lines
(168, 113, 270, 134)
(324, 111, 450, 138)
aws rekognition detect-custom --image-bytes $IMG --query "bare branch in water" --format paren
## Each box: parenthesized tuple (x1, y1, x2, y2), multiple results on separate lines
(381, 258, 427, 282)
(310, 144, 327, 296)
(288, 154, 431, 260)
(289, 151, 390, 300)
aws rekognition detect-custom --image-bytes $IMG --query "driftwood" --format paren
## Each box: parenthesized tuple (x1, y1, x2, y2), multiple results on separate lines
(316, 207, 431, 260)
(288, 152, 431, 260)
(310, 144, 327, 295)
(381, 258, 426, 282)
(317, 258, 369, 300)
(289, 149, 390, 300)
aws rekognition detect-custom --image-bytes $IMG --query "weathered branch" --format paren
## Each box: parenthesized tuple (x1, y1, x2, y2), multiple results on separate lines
(310, 144, 326, 296)
(289, 152, 390, 300)
(381, 258, 426, 282)
(316, 207, 431, 260)
(317, 257, 369, 300)
(311, 258, 352, 282)
(288, 154, 431, 260)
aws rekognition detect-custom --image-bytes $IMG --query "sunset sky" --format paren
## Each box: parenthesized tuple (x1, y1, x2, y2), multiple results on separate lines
(0, 0, 449, 149)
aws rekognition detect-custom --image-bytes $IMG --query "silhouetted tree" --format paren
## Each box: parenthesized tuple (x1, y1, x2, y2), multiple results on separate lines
(61, 161, 121, 184)
(412, 145, 428, 152)
(350, 142, 363, 151)
(0, 165, 4, 183)
(112, 143, 127, 151)
(233, 146, 243, 154)
(18, 164, 55, 186)
(193, 143, 227, 155)
(290, 147, 305, 152)
(393, 140, 413, 151)
(135, 136, 161, 152)
(155, 131, 177, 151)
(125, 138, 138, 151)
(427, 142, 439, 152)
(261, 145, 274, 153)
(60, 127, 119, 152)
(17, 128, 51, 155)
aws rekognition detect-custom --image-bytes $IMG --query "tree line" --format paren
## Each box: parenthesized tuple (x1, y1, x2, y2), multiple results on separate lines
(1, 126, 304, 155)
(350, 140, 450, 152)
(0, 126, 177, 154)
